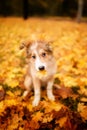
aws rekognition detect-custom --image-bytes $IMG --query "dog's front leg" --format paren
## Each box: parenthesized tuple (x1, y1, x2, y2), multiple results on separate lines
(47, 79, 55, 101)
(32, 78, 41, 106)
(23, 75, 32, 97)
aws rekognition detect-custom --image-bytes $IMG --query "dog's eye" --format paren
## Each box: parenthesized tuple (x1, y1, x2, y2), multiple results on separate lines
(42, 52, 46, 57)
(32, 55, 36, 59)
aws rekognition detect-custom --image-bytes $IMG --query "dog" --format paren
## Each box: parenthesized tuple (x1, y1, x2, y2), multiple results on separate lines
(20, 40, 57, 106)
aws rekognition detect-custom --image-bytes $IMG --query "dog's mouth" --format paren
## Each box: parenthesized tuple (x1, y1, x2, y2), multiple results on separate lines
(37, 70, 47, 78)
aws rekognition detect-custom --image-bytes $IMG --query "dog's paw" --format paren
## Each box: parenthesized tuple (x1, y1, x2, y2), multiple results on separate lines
(32, 99, 40, 107)
(48, 94, 55, 101)
(23, 90, 29, 97)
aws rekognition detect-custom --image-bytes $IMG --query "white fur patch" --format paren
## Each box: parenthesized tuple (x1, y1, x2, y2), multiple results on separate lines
(35, 55, 46, 71)
(30, 42, 38, 50)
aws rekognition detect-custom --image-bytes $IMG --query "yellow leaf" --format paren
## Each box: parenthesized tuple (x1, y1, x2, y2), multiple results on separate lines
(50, 102, 63, 111)
(0, 101, 5, 113)
(27, 104, 33, 111)
(5, 98, 18, 106)
(43, 101, 63, 113)
(78, 103, 87, 120)
(42, 113, 53, 123)
(19, 127, 24, 130)
(6, 91, 15, 97)
(0, 85, 3, 90)
(37, 70, 47, 78)
(56, 117, 67, 127)
(5, 78, 19, 88)
(32, 111, 43, 122)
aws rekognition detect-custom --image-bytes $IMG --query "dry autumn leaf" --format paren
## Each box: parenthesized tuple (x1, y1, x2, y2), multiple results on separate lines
(78, 103, 87, 120)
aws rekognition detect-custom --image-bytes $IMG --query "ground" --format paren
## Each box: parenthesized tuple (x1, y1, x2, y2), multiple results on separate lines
(0, 17, 87, 130)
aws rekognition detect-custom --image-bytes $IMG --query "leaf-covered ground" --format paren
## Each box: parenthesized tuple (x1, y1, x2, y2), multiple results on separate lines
(0, 17, 87, 130)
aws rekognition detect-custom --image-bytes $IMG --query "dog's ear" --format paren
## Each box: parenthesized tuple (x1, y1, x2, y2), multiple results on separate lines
(19, 41, 31, 50)
(45, 42, 53, 53)
(19, 42, 25, 50)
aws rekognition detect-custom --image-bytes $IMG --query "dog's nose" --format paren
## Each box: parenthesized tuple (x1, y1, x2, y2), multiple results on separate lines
(39, 66, 45, 71)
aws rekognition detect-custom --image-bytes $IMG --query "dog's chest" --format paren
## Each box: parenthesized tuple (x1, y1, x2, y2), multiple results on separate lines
(40, 79, 47, 87)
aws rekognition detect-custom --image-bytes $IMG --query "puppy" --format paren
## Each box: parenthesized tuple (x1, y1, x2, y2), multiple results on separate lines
(20, 40, 57, 106)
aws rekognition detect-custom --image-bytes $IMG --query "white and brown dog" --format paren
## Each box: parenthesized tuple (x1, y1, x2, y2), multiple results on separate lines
(20, 40, 57, 106)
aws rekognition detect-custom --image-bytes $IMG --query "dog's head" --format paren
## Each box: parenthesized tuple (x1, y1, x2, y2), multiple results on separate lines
(20, 40, 53, 72)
